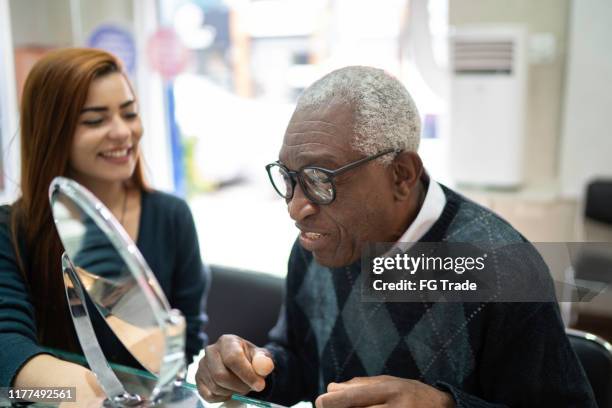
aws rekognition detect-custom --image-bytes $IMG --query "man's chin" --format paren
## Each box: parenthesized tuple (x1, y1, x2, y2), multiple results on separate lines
(311, 250, 355, 269)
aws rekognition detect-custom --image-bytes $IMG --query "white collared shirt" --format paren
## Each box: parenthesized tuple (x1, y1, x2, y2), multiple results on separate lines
(397, 174, 446, 243)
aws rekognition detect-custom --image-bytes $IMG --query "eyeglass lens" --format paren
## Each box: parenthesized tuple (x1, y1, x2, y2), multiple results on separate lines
(268, 164, 334, 203)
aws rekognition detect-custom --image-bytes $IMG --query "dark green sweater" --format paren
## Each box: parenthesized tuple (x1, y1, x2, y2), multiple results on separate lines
(0, 190, 209, 386)
(258, 186, 596, 407)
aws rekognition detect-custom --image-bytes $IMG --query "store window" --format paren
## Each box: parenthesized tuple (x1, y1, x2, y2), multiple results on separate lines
(160, 0, 449, 276)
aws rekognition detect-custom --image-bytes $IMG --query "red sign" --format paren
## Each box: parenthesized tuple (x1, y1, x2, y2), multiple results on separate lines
(147, 28, 190, 80)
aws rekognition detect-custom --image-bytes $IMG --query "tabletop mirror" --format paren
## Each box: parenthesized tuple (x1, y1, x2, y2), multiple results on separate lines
(49, 176, 200, 407)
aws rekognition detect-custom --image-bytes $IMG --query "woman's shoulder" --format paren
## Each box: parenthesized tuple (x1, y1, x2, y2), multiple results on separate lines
(0, 204, 17, 256)
(0, 204, 11, 221)
(142, 189, 193, 222)
(143, 189, 188, 208)
(0, 204, 12, 233)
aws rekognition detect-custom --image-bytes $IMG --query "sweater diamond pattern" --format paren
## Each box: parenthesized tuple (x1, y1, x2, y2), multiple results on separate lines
(295, 261, 339, 358)
(405, 302, 474, 385)
(341, 274, 400, 376)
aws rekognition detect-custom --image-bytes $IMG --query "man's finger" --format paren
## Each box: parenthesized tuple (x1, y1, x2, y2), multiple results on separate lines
(197, 346, 241, 400)
(196, 381, 230, 403)
(205, 350, 249, 396)
(219, 337, 266, 391)
(196, 352, 222, 402)
(327, 382, 343, 392)
(327, 376, 386, 392)
(316, 382, 387, 408)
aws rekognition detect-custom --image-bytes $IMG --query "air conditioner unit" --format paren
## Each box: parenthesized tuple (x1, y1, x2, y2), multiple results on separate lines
(449, 26, 527, 188)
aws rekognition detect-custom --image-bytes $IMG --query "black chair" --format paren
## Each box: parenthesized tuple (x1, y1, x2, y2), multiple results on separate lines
(567, 328, 612, 408)
(206, 264, 284, 346)
(581, 179, 612, 244)
(573, 179, 612, 304)
(585, 180, 612, 226)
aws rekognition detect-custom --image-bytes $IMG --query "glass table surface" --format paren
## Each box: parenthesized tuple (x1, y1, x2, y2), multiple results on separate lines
(0, 349, 267, 408)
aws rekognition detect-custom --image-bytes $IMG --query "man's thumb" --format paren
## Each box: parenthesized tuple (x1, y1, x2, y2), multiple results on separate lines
(252, 349, 274, 377)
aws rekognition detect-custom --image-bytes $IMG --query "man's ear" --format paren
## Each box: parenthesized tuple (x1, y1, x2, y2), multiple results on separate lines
(391, 151, 423, 201)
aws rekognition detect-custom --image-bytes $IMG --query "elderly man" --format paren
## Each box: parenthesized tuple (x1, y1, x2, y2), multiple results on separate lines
(196, 67, 595, 407)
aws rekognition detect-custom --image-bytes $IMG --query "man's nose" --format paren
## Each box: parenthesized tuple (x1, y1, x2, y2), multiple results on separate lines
(287, 184, 318, 221)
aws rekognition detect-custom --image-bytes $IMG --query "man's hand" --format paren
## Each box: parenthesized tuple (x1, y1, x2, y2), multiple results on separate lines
(314, 375, 455, 408)
(196, 334, 275, 402)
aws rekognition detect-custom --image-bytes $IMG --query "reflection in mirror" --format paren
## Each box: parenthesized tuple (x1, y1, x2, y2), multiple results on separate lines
(52, 192, 164, 375)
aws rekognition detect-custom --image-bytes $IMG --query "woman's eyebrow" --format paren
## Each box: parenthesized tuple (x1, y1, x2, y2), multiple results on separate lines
(81, 99, 135, 113)
(120, 99, 135, 108)
(81, 106, 107, 113)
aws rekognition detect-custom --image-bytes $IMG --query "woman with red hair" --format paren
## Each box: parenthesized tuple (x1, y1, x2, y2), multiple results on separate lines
(0, 48, 208, 401)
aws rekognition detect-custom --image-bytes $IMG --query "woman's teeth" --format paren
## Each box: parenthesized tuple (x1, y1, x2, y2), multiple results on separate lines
(101, 149, 129, 158)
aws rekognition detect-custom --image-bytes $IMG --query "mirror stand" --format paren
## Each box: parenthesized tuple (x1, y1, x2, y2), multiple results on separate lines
(151, 309, 187, 401)
(63, 253, 197, 407)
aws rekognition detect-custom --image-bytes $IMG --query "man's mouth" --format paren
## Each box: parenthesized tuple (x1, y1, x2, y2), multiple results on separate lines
(299, 230, 331, 252)
(303, 232, 324, 240)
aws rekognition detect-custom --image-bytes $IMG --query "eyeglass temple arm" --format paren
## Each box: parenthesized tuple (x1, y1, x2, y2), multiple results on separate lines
(331, 148, 401, 177)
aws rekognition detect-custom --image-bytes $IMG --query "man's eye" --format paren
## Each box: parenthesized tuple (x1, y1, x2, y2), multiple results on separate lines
(124, 112, 139, 120)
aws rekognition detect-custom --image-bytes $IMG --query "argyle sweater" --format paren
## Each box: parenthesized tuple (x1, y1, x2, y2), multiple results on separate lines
(258, 186, 596, 407)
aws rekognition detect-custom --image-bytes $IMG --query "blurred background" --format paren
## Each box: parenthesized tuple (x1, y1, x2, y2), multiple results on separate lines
(0, 0, 611, 339)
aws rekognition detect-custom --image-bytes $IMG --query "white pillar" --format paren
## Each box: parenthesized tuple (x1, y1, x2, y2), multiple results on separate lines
(0, 0, 20, 204)
(133, 0, 174, 191)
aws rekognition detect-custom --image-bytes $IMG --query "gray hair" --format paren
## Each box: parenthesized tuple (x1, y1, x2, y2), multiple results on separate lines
(296, 66, 421, 164)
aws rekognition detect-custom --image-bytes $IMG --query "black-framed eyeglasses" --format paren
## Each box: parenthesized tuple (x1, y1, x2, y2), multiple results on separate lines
(265, 148, 401, 205)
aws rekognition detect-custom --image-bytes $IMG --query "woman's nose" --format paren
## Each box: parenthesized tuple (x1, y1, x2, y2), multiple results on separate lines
(108, 116, 131, 140)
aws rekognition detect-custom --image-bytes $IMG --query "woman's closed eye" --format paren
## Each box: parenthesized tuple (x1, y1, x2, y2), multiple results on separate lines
(81, 117, 105, 126)
(123, 111, 139, 120)
(81, 111, 138, 126)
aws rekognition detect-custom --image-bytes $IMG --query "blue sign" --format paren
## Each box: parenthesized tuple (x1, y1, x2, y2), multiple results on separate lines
(87, 24, 136, 74)
(422, 113, 439, 139)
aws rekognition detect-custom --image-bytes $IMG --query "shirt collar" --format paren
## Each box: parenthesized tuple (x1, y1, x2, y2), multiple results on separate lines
(397, 172, 446, 243)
